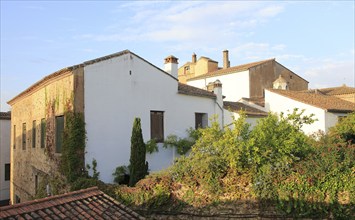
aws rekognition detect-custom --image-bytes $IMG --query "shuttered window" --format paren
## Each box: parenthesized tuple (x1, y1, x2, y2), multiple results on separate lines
(32, 120, 36, 148)
(41, 118, 46, 148)
(150, 111, 164, 142)
(55, 116, 64, 153)
(22, 123, 26, 150)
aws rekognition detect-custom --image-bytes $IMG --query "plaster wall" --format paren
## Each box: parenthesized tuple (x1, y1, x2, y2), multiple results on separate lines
(187, 70, 250, 102)
(265, 90, 326, 135)
(84, 53, 222, 183)
(0, 118, 10, 203)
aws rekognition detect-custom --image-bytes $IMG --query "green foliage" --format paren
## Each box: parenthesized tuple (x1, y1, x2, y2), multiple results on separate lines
(247, 109, 314, 199)
(146, 139, 159, 154)
(91, 158, 100, 180)
(113, 165, 129, 184)
(163, 128, 200, 155)
(60, 111, 86, 182)
(129, 118, 148, 186)
(328, 112, 355, 144)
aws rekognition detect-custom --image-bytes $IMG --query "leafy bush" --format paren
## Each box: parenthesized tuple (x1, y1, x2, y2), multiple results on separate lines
(113, 165, 130, 185)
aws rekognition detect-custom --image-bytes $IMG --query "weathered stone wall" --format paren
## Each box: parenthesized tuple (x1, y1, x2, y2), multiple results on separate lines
(9, 69, 80, 203)
(249, 61, 308, 98)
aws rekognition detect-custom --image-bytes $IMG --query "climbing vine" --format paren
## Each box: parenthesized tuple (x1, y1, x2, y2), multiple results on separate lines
(60, 110, 86, 182)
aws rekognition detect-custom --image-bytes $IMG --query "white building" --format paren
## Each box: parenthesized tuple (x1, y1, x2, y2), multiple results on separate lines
(265, 89, 355, 134)
(84, 51, 224, 182)
(0, 112, 11, 206)
(183, 51, 308, 102)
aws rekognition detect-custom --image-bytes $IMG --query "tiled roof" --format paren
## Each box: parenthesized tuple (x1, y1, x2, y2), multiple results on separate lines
(0, 112, 11, 120)
(304, 85, 355, 96)
(267, 89, 355, 113)
(187, 58, 275, 81)
(0, 187, 145, 220)
(224, 101, 268, 117)
(241, 97, 265, 107)
(8, 50, 177, 105)
(178, 83, 216, 99)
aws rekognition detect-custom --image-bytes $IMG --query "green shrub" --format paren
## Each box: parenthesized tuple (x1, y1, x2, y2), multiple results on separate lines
(129, 118, 148, 186)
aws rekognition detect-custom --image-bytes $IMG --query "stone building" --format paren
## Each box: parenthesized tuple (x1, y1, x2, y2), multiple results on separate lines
(179, 50, 309, 102)
(0, 112, 11, 206)
(7, 50, 224, 203)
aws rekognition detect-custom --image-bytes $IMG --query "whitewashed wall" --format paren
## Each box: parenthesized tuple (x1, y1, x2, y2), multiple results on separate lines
(224, 110, 261, 129)
(265, 90, 328, 135)
(187, 70, 250, 102)
(84, 53, 222, 183)
(0, 118, 10, 202)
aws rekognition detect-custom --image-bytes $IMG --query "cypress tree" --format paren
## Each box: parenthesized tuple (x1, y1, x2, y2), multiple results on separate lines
(129, 118, 148, 186)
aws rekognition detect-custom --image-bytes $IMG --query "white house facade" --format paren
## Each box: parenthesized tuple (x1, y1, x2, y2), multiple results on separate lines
(0, 112, 11, 206)
(187, 70, 250, 102)
(83, 51, 224, 183)
(265, 89, 355, 135)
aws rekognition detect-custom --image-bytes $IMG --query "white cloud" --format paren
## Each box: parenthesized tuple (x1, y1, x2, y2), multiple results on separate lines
(77, 1, 285, 47)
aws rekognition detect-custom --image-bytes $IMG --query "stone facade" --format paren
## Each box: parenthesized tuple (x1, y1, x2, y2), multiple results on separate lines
(8, 67, 83, 203)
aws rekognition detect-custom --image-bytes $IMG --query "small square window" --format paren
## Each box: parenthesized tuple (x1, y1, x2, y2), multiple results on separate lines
(195, 113, 208, 129)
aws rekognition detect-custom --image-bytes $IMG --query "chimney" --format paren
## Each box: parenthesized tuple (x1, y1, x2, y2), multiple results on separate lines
(213, 80, 223, 107)
(223, 50, 230, 69)
(192, 53, 197, 63)
(164, 55, 179, 78)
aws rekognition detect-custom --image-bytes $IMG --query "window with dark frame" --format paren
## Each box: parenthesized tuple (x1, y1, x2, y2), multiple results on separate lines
(22, 123, 26, 150)
(55, 116, 64, 153)
(150, 111, 164, 142)
(5, 163, 10, 181)
(32, 120, 36, 148)
(41, 118, 46, 148)
(13, 125, 16, 149)
(195, 113, 208, 129)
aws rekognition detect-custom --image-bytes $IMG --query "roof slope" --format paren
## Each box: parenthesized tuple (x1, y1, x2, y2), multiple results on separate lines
(267, 89, 355, 113)
(224, 101, 267, 116)
(0, 112, 11, 120)
(187, 58, 275, 81)
(304, 85, 355, 96)
(178, 83, 216, 99)
(0, 187, 145, 220)
(8, 50, 176, 105)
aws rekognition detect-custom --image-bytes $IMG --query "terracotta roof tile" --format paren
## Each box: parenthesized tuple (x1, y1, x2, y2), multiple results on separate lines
(267, 89, 355, 113)
(0, 111, 11, 120)
(178, 83, 216, 99)
(187, 58, 275, 81)
(0, 187, 145, 220)
(241, 97, 265, 107)
(303, 85, 355, 96)
(224, 101, 268, 116)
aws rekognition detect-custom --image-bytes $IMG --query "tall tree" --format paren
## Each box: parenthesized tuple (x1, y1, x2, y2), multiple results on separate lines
(129, 118, 148, 186)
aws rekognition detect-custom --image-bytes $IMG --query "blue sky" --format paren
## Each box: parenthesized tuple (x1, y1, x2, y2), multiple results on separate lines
(1, 1, 354, 111)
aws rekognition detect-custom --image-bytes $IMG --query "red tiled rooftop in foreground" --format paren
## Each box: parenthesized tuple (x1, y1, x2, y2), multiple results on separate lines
(0, 187, 145, 220)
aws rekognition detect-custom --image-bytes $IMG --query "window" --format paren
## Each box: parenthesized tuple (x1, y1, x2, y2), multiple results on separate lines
(195, 113, 208, 129)
(35, 175, 38, 195)
(13, 125, 16, 149)
(22, 123, 26, 150)
(5, 163, 10, 181)
(15, 195, 20, 204)
(32, 120, 36, 148)
(150, 111, 164, 142)
(41, 118, 46, 148)
(55, 116, 64, 153)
